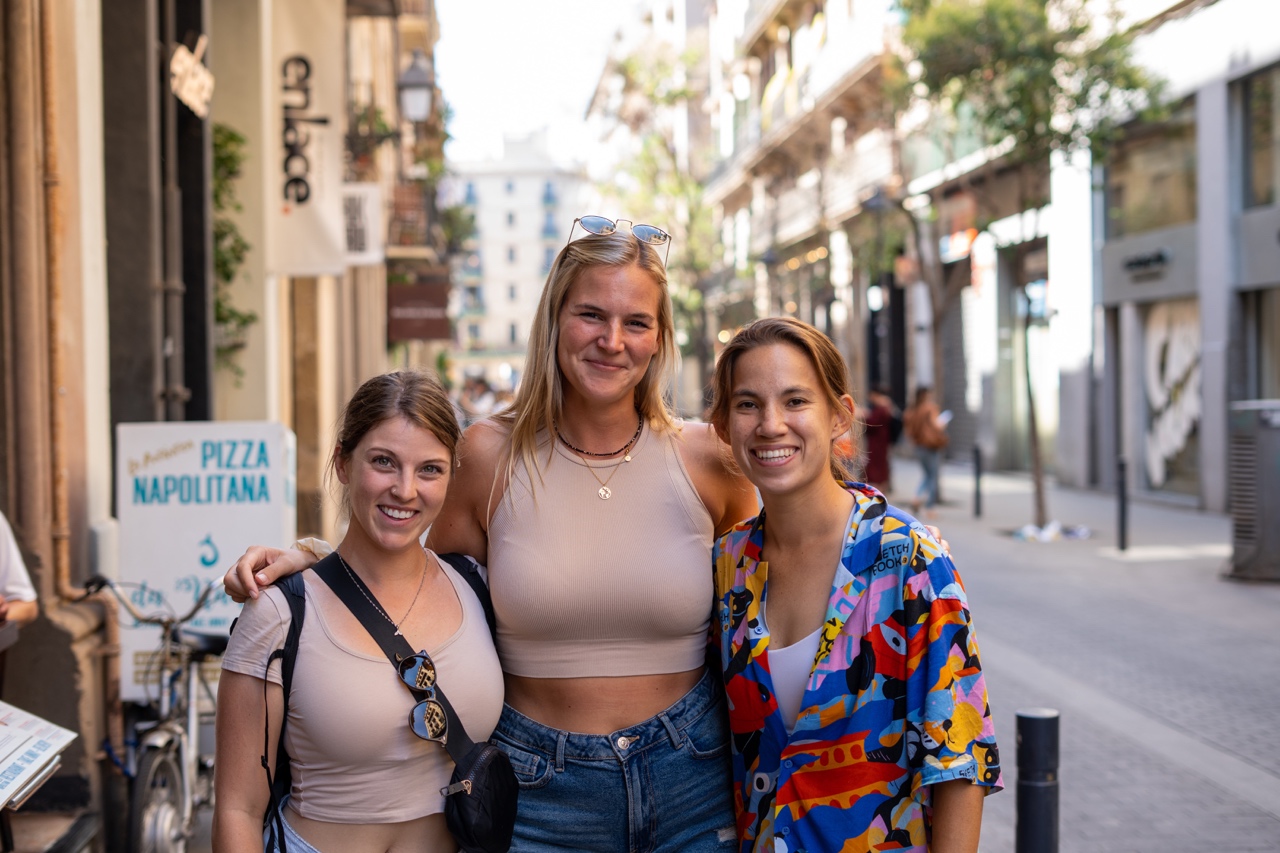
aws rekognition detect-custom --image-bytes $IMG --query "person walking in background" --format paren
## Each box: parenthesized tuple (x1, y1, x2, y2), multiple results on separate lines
(903, 386, 948, 518)
(0, 510, 38, 627)
(859, 385, 899, 494)
(708, 318, 1000, 852)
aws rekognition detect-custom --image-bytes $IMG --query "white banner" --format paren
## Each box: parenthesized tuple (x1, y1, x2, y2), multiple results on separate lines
(344, 183, 385, 267)
(115, 422, 297, 702)
(270, 0, 345, 276)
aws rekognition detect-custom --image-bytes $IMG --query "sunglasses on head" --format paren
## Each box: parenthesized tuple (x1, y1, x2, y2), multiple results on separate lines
(397, 650, 449, 743)
(566, 215, 671, 265)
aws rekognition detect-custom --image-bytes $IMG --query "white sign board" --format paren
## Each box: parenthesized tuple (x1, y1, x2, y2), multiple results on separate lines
(344, 182, 385, 267)
(269, 0, 345, 276)
(115, 422, 296, 702)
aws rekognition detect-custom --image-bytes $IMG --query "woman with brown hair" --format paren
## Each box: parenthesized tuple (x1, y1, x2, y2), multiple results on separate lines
(225, 217, 757, 851)
(214, 371, 505, 852)
(708, 318, 1000, 852)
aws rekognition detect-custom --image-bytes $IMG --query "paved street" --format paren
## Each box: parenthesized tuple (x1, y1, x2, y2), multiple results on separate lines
(179, 457, 1280, 853)
(882, 457, 1280, 852)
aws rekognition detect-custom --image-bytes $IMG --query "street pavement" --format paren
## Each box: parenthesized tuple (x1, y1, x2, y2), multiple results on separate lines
(883, 456, 1280, 852)
(184, 456, 1280, 853)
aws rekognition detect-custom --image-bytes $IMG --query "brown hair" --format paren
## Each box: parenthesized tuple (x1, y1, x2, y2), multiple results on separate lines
(709, 317, 857, 481)
(496, 228, 678, 487)
(328, 370, 460, 510)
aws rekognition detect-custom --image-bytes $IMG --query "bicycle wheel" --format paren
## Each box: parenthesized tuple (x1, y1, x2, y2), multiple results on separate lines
(130, 742, 187, 853)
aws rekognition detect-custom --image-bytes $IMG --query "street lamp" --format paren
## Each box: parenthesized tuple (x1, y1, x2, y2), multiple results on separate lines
(398, 49, 435, 123)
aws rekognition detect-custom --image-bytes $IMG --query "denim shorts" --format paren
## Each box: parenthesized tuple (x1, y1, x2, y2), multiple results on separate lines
(262, 798, 324, 853)
(489, 668, 738, 853)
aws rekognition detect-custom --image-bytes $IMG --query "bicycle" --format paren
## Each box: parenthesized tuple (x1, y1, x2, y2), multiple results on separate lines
(83, 575, 225, 853)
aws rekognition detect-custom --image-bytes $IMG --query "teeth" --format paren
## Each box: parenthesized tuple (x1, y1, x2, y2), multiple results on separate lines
(755, 449, 794, 460)
(383, 507, 415, 519)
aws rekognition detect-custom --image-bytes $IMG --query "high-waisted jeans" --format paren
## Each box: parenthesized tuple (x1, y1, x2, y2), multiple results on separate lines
(489, 668, 737, 853)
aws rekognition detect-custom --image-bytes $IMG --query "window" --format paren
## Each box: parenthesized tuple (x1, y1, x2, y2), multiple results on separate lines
(467, 323, 480, 340)
(464, 182, 477, 205)
(543, 247, 555, 272)
(1106, 101, 1198, 239)
(506, 179, 515, 194)
(1244, 65, 1280, 209)
(508, 246, 517, 263)
(542, 209, 558, 239)
(464, 285, 483, 312)
(509, 323, 518, 345)
(508, 284, 517, 302)
(507, 211, 516, 227)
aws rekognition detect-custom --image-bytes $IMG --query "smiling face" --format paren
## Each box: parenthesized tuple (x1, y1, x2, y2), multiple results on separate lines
(555, 263, 663, 411)
(725, 343, 854, 502)
(335, 415, 452, 555)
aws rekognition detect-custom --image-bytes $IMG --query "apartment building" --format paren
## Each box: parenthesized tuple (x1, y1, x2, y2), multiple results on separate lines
(443, 131, 587, 390)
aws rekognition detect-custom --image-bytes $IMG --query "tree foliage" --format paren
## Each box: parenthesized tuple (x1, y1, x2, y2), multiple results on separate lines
(597, 40, 720, 394)
(903, 0, 1164, 169)
(212, 122, 258, 381)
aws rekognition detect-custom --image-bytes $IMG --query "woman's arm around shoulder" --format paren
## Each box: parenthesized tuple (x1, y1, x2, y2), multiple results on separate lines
(677, 421, 758, 538)
(425, 418, 507, 564)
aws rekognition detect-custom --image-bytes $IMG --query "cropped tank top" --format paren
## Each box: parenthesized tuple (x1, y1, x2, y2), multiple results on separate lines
(489, 423, 716, 678)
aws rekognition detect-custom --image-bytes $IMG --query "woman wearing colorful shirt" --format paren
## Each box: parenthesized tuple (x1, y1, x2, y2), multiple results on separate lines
(708, 317, 1001, 853)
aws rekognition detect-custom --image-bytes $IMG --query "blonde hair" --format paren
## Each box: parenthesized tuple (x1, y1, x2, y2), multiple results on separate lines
(495, 230, 678, 487)
(709, 317, 857, 482)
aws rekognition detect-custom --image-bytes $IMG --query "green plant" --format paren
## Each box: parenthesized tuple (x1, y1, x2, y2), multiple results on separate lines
(212, 123, 258, 381)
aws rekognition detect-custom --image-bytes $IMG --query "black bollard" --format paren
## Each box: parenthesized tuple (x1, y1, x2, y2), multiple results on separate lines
(973, 444, 983, 518)
(1016, 709, 1059, 853)
(1117, 456, 1128, 552)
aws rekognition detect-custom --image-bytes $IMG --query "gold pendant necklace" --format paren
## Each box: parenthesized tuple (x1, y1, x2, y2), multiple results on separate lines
(585, 457, 628, 500)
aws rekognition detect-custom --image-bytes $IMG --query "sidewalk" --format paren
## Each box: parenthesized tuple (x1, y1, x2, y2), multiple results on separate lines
(885, 457, 1280, 852)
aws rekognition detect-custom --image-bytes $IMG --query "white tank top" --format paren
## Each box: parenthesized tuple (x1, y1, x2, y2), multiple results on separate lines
(767, 623, 824, 732)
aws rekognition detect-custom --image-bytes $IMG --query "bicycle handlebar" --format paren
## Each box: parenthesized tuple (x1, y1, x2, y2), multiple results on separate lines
(83, 575, 224, 627)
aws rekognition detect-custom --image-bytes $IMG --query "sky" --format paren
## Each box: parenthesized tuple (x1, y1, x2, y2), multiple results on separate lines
(435, 1, 636, 165)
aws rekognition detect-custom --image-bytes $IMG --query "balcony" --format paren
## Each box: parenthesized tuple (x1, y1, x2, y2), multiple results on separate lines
(824, 128, 894, 223)
(775, 178, 822, 247)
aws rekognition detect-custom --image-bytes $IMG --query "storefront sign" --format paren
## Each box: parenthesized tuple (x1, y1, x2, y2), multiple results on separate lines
(344, 183, 384, 266)
(269, 0, 345, 276)
(115, 423, 296, 702)
(169, 35, 214, 118)
(388, 259, 451, 341)
(1123, 248, 1170, 281)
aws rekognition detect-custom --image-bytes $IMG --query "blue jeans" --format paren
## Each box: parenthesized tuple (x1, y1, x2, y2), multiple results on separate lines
(489, 669, 737, 852)
(915, 446, 941, 507)
(263, 798, 324, 853)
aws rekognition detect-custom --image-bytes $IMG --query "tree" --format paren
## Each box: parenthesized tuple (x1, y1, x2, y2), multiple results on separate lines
(594, 40, 720, 402)
(894, 0, 1163, 527)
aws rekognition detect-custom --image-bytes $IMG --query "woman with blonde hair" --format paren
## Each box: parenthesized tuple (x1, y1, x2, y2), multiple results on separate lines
(226, 217, 757, 851)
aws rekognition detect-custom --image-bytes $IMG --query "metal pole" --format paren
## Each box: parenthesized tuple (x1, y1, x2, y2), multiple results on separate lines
(1117, 456, 1128, 552)
(973, 444, 983, 518)
(1016, 708, 1059, 853)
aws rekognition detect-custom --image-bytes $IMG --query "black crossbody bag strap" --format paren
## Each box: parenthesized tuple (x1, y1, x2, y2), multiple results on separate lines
(312, 554, 478, 767)
(436, 552, 497, 641)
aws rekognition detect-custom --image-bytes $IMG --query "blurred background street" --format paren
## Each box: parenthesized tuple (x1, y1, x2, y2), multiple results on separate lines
(3, 0, 1279, 850)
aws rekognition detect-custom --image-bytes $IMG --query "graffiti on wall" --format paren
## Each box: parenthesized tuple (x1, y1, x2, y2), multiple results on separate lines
(1144, 299, 1201, 488)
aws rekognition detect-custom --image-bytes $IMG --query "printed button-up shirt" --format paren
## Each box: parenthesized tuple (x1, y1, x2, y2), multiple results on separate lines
(713, 484, 1002, 853)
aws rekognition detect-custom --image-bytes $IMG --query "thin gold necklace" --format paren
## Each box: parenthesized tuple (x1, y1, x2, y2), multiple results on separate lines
(336, 550, 428, 637)
(579, 428, 642, 500)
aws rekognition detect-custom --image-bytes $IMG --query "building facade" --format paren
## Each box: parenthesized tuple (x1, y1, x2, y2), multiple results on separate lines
(443, 131, 586, 390)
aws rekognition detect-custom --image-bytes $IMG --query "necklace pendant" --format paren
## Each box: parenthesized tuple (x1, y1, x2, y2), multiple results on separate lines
(598, 486, 612, 500)
(624, 454, 632, 462)
(394, 628, 403, 636)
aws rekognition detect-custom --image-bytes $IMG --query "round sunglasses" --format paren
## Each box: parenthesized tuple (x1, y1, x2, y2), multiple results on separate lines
(397, 650, 449, 743)
(567, 215, 671, 265)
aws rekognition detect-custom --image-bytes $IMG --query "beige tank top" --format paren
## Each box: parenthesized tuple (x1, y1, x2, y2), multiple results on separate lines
(489, 423, 716, 678)
(220, 557, 505, 823)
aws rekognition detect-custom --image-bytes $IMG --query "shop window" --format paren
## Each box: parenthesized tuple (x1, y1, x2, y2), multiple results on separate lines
(1106, 102, 1197, 239)
(1244, 65, 1280, 209)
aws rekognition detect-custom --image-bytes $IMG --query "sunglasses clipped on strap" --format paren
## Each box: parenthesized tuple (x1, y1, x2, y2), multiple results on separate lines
(397, 650, 450, 743)
(567, 215, 671, 265)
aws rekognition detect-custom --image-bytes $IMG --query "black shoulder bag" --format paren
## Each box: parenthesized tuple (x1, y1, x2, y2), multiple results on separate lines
(313, 552, 518, 853)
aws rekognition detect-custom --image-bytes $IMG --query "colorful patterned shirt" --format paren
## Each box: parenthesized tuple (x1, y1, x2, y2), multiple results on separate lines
(713, 484, 1002, 853)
